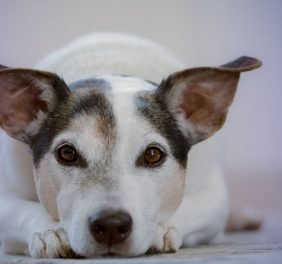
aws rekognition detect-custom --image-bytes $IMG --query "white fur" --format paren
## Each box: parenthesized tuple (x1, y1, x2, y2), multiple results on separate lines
(0, 33, 229, 257)
(36, 33, 184, 84)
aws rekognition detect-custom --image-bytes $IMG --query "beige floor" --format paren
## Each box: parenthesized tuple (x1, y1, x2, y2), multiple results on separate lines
(1, 172, 281, 264)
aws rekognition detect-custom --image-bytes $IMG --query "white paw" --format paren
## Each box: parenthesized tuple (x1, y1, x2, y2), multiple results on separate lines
(148, 224, 182, 254)
(29, 228, 74, 258)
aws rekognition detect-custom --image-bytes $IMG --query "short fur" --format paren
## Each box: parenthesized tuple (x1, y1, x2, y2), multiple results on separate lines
(0, 33, 261, 258)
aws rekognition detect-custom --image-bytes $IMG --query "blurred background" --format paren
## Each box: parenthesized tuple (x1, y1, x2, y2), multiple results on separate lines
(0, 0, 281, 212)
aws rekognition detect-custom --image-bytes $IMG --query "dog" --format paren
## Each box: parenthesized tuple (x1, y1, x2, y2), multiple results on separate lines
(0, 33, 261, 258)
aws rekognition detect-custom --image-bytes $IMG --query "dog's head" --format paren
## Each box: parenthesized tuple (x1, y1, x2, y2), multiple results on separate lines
(0, 57, 261, 257)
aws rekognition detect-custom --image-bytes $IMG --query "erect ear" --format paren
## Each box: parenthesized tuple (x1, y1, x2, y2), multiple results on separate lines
(0, 67, 69, 144)
(156, 56, 262, 144)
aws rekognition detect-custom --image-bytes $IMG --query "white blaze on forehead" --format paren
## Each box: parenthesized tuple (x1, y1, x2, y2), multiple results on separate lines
(108, 76, 152, 137)
(106, 77, 170, 163)
(104, 75, 156, 93)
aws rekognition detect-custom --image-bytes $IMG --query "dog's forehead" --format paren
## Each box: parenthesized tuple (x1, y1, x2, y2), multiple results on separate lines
(69, 75, 157, 93)
(32, 76, 155, 164)
(69, 75, 189, 168)
(32, 75, 189, 167)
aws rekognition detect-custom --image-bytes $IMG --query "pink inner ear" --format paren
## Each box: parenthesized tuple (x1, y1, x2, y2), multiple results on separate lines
(180, 84, 215, 120)
(177, 81, 232, 141)
(0, 84, 48, 136)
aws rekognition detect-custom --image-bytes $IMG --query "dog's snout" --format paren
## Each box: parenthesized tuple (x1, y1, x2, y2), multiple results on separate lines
(89, 210, 132, 246)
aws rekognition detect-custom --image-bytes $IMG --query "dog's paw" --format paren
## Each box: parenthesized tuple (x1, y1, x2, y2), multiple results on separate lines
(29, 228, 75, 258)
(148, 224, 182, 254)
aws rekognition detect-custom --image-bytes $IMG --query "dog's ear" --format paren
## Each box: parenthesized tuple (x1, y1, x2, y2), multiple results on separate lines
(0, 67, 69, 144)
(156, 56, 262, 144)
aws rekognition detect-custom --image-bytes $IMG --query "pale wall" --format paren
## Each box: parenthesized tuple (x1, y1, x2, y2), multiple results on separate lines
(0, 0, 281, 177)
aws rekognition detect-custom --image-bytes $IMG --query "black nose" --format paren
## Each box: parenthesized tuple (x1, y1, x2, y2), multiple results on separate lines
(89, 210, 132, 246)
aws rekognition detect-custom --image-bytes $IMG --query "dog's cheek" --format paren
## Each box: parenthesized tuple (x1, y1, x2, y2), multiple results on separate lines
(33, 158, 61, 220)
(159, 166, 186, 222)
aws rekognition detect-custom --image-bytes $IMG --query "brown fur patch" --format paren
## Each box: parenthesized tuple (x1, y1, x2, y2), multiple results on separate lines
(177, 71, 239, 141)
(0, 83, 48, 134)
(0, 68, 69, 142)
(0, 71, 49, 137)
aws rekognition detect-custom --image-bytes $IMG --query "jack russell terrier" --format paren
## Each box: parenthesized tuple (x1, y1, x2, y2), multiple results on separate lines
(0, 33, 261, 258)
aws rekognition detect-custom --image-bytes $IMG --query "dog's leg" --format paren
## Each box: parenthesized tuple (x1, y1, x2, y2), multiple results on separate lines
(0, 193, 74, 258)
(149, 170, 229, 253)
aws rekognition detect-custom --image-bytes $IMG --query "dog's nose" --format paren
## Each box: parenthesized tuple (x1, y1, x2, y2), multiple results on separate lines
(89, 210, 132, 246)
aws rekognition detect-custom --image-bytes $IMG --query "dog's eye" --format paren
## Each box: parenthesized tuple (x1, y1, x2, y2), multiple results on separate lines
(56, 144, 78, 164)
(136, 146, 166, 168)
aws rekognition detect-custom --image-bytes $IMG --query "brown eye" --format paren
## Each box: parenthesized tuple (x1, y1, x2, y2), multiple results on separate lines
(137, 146, 166, 168)
(56, 144, 78, 164)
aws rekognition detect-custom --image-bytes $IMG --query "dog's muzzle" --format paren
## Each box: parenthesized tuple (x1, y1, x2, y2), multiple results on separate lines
(88, 210, 133, 246)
